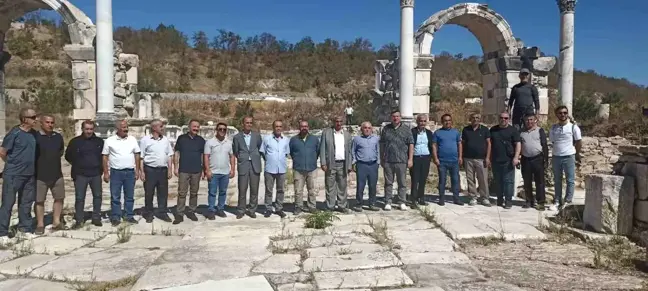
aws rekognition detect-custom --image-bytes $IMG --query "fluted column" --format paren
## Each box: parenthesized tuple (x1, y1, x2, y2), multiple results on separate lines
(399, 0, 414, 124)
(558, 0, 576, 114)
(96, 0, 114, 120)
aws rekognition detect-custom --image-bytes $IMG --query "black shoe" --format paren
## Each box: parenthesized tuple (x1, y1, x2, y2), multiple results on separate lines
(236, 213, 245, 219)
(206, 211, 216, 220)
(368, 205, 380, 211)
(294, 208, 303, 216)
(144, 215, 154, 223)
(91, 219, 103, 227)
(304, 207, 316, 213)
(352, 206, 363, 212)
(338, 208, 351, 214)
(438, 200, 445, 206)
(72, 222, 84, 230)
(504, 201, 513, 209)
(453, 198, 465, 206)
(522, 203, 530, 209)
(264, 210, 273, 218)
(111, 220, 121, 227)
(125, 217, 138, 224)
(537, 203, 546, 211)
(158, 213, 172, 223)
(247, 211, 257, 219)
(497, 200, 504, 207)
(216, 210, 227, 218)
(172, 214, 184, 225)
(410, 202, 419, 209)
(276, 211, 287, 218)
(418, 200, 429, 206)
(186, 211, 199, 221)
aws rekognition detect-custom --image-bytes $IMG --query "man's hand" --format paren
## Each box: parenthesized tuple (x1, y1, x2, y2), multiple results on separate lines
(103, 172, 110, 183)
(167, 170, 172, 180)
(137, 170, 143, 181)
(458, 158, 463, 166)
(174, 168, 179, 177)
(205, 170, 213, 181)
(575, 154, 582, 166)
(407, 159, 413, 169)
(229, 169, 235, 179)
(513, 157, 520, 167)
(485, 159, 491, 168)
(433, 158, 440, 166)
(321, 165, 328, 172)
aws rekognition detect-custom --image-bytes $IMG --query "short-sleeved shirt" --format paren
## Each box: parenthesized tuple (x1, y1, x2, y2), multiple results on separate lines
(432, 128, 461, 163)
(102, 135, 141, 170)
(204, 138, 233, 175)
(174, 134, 206, 174)
(140, 135, 174, 168)
(380, 123, 414, 164)
(490, 125, 521, 164)
(260, 134, 290, 174)
(35, 130, 64, 182)
(2, 126, 37, 176)
(461, 125, 491, 160)
(550, 122, 582, 157)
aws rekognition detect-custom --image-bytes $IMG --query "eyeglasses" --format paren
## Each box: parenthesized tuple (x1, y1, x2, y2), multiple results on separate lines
(24, 115, 37, 119)
(499, 117, 509, 120)
(557, 111, 568, 115)
(217, 128, 227, 132)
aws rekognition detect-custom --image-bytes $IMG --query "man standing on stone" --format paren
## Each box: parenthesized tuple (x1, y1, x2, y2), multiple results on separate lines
(319, 116, 352, 213)
(66, 120, 104, 228)
(261, 120, 290, 218)
(507, 68, 540, 129)
(103, 120, 141, 226)
(0, 108, 38, 242)
(380, 110, 414, 211)
(139, 119, 174, 223)
(344, 104, 354, 127)
(461, 113, 492, 207)
(232, 116, 263, 219)
(549, 106, 582, 211)
(289, 120, 319, 215)
(520, 114, 548, 210)
(490, 112, 521, 209)
(432, 114, 463, 206)
(173, 120, 205, 224)
(351, 121, 381, 212)
(204, 122, 235, 219)
(33, 115, 66, 234)
(409, 114, 433, 208)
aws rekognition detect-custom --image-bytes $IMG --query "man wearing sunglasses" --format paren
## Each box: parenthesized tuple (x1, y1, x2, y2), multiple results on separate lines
(549, 106, 582, 211)
(507, 68, 539, 129)
(0, 108, 38, 242)
(204, 122, 235, 219)
(490, 111, 521, 209)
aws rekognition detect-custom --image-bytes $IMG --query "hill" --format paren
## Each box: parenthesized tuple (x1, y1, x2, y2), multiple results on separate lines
(3, 15, 647, 137)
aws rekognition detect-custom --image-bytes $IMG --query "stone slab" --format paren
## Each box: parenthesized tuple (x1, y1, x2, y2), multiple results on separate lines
(132, 261, 254, 290)
(155, 275, 273, 291)
(277, 283, 316, 291)
(273, 234, 374, 251)
(0, 279, 74, 291)
(111, 234, 183, 250)
(0, 254, 58, 275)
(314, 267, 413, 289)
(46, 230, 109, 241)
(30, 237, 90, 255)
(0, 250, 16, 264)
(306, 243, 386, 258)
(583, 174, 634, 235)
(303, 251, 401, 272)
(252, 254, 301, 274)
(30, 248, 163, 282)
(403, 264, 483, 286)
(162, 236, 272, 263)
(398, 251, 472, 265)
(391, 229, 456, 252)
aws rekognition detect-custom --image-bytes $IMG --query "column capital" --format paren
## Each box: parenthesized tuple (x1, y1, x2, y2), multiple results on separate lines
(557, 0, 577, 13)
(400, 0, 414, 8)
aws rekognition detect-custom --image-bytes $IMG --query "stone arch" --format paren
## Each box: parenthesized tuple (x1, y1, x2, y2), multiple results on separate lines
(414, 2, 518, 59)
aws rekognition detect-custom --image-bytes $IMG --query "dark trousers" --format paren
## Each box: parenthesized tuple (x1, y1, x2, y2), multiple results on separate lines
(356, 161, 378, 206)
(492, 162, 515, 203)
(410, 155, 431, 202)
(143, 166, 169, 215)
(237, 161, 260, 213)
(74, 175, 102, 222)
(521, 155, 546, 204)
(0, 175, 35, 236)
(110, 168, 135, 220)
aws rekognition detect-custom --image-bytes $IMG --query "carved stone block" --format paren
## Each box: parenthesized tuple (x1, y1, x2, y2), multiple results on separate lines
(73, 79, 91, 90)
(583, 174, 634, 235)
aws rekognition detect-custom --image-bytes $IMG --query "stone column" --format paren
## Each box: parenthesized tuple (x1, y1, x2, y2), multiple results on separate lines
(399, 0, 415, 124)
(95, 0, 115, 130)
(558, 0, 576, 114)
(0, 30, 9, 138)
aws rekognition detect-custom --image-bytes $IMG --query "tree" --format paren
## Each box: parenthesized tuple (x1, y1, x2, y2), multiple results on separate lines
(192, 31, 209, 53)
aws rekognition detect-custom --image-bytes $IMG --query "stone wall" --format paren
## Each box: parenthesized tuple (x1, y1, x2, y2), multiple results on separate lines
(570, 136, 630, 187)
(610, 145, 648, 243)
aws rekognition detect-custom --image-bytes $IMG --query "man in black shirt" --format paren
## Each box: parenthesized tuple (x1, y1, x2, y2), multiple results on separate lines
(66, 120, 104, 228)
(173, 120, 206, 224)
(507, 68, 539, 129)
(490, 111, 521, 209)
(34, 115, 66, 234)
(461, 113, 491, 207)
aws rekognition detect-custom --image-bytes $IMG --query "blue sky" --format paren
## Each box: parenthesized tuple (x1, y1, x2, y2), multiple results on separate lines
(61, 0, 646, 86)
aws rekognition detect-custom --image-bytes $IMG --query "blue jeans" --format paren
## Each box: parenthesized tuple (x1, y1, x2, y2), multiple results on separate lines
(110, 168, 135, 221)
(356, 161, 378, 206)
(438, 161, 459, 201)
(0, 175, 35, 236)
(208, 174, 229, 212)
(552, 155, 576, 205)
(492, 162, 515, 203)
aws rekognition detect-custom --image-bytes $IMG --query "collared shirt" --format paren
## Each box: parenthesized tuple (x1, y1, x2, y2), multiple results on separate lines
(380, 123, 414, 164)
(204, 137, 233, 175)
(243, 132, 252, 160)
(175, 133, 205, 174)
(1, 126, 37, 176)
(261, 134, 290, 174)
(490, 125, 521, 164)
(35, 130, 64, 182)
(333, 129, 345, 161)
(520, 127, 543, 157)
(550, 122, 582, 157)
(462, 124, 491, 160)
(140, 135, 173, 168)
(351, 135, 380, 164)
(432, 128, 461, 163)
(66, 134, 104, 177)
(414, 129, 430, 156)
(102, 135, 141, 170)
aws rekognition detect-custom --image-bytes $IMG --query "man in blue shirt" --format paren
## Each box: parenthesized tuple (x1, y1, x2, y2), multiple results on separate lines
(351, 121, 380, 212)
(0, 108, 38, 242)
(432, 114, 464, 206)
(410, 114, 434, 208)
(261, 120, 290, 218)
(289, 121, 320, 215)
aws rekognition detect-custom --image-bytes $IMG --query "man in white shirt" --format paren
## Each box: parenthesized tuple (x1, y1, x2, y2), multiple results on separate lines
(103, 120, 141, 226)
(140, 119, 174, 223)
(549, 106, 582, 211)
(344, 105, 354, 126)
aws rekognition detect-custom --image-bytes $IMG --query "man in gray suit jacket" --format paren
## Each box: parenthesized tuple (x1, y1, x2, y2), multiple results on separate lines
(232, 116, 263, 219)
(319, 116, 352, 213)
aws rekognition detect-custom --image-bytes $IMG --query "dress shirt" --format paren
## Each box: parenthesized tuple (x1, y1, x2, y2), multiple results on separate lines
(351, 135, 380, 164)
(261, 134, 290, 174)
(140, 135, 174, 167)
(333, 129, 345, 161)
(102, 135, 141, 170)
